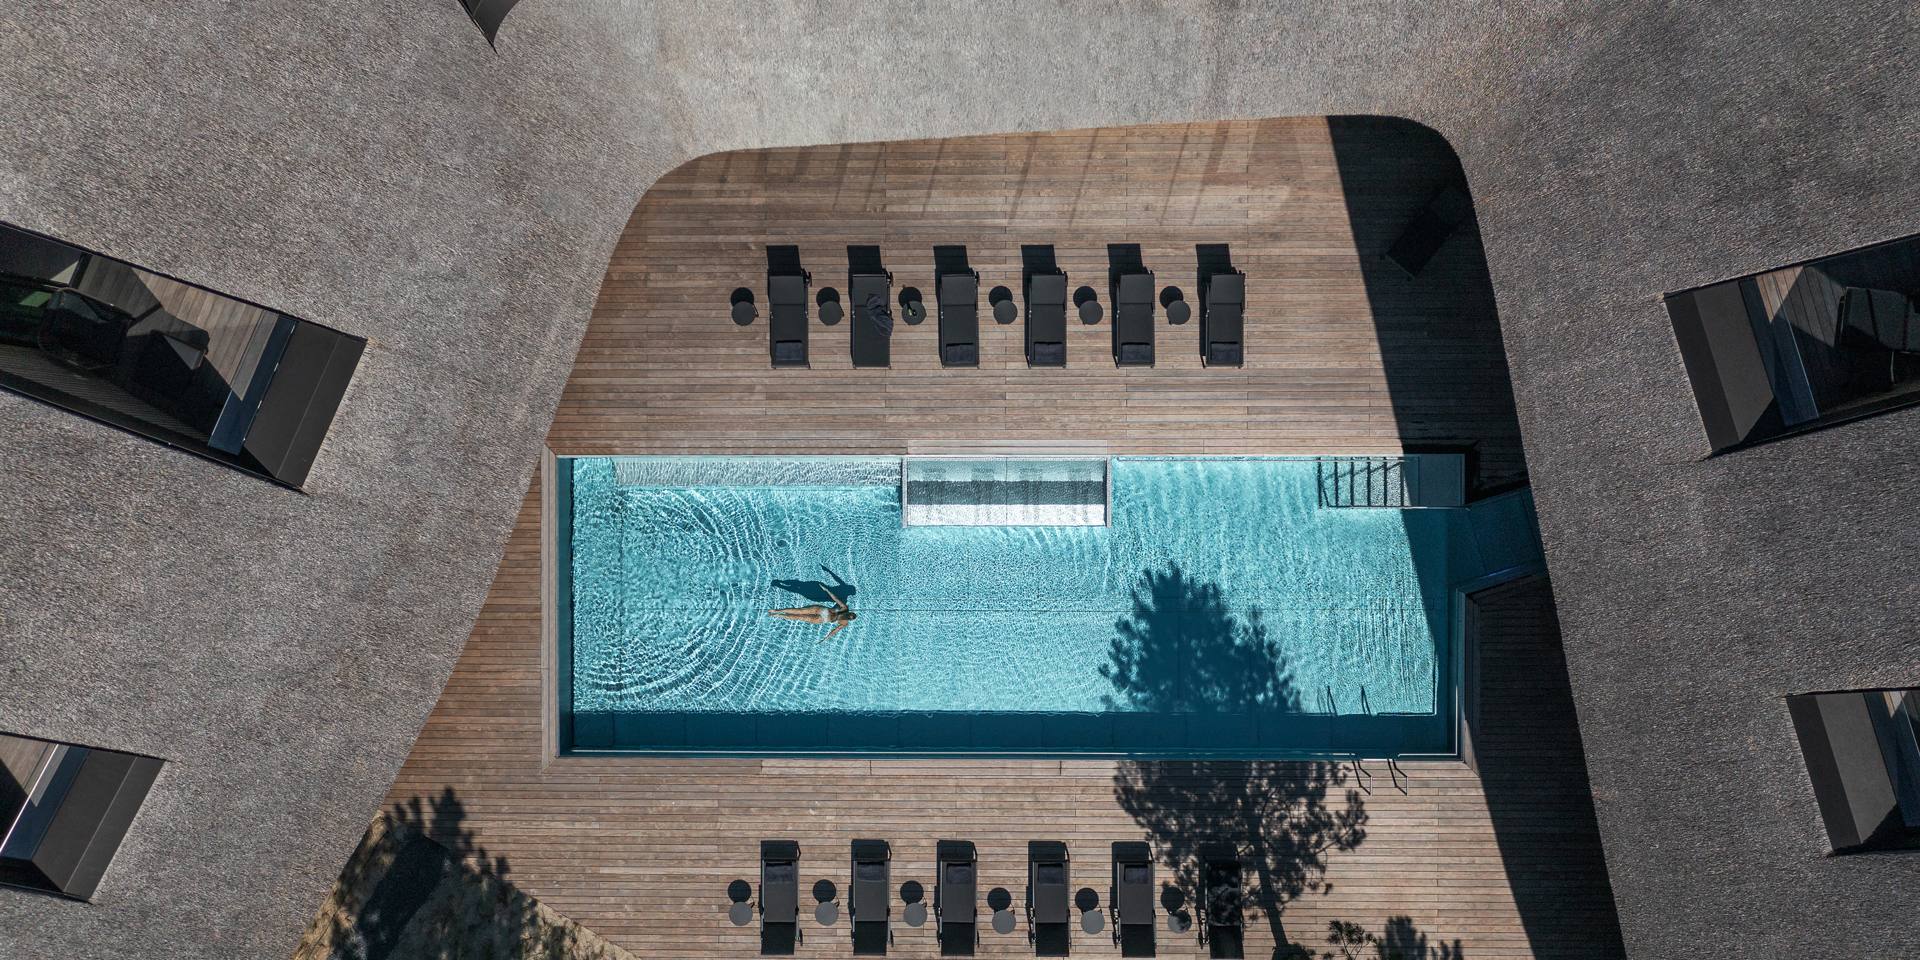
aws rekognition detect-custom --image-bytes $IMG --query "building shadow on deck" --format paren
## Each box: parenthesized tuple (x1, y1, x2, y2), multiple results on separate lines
(1325, 116, 1527, 496)
(1462, 576, 1627, 959)
(1106, 564, 1369, 957)
(1326, 118, 1625, 958)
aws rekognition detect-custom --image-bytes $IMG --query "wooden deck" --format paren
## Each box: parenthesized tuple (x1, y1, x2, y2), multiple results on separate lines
(549, 117, 1524, 482)
(376, 118, 1618, 959)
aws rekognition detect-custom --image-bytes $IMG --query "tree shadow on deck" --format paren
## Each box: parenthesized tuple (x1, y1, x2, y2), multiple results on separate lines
(1107, 564, 1368, 957)
(1306, 916, 1465, 960)
(389, 786, 509, 878)
(1325, 120, 1624, 958)
(1380, 915, 1464, 959)
(348, 789, 512, 960)
(298, 787, 626, 960)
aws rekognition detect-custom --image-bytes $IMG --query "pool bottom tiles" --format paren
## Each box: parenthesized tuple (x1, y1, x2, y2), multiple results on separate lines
(562, 456, 1502, 757)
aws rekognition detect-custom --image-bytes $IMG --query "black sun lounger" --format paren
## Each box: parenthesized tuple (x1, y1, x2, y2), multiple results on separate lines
(1028, 841, 1071, 956)
(851, 839, 892, 955)
(848, 246, 893, 368)
(936, 840, 978, 956)
(1384, 184, 1472, 279)
(760, 841, 801, 955)
(767, 245, 811, 368)
(1026, 271, 1068, 367)
(935, 250, 980, 368)
(1111, 842, 1155, 957)
(1842, 286, 1920, 352)
(1201, 270, 1245, 368)
(1198, 844, 1243, 959)
(1111, 271, 1156, 367)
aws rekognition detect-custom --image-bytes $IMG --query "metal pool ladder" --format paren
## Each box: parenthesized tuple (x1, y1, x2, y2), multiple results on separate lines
(1315, 455, 1466, 509)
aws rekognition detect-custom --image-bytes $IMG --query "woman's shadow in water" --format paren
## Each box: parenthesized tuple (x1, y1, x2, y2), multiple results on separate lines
(772, 565, 858, 605)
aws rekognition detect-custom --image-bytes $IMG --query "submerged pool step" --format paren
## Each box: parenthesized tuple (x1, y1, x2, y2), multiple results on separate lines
(903, 457, 1108, 526)
(612, 456, 899, 487)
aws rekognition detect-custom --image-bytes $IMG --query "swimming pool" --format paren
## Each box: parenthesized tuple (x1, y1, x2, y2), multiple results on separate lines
(560, 456, 1536, 757)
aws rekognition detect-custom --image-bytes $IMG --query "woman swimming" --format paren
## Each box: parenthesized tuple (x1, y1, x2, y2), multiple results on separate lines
(768, 586, 857, 642)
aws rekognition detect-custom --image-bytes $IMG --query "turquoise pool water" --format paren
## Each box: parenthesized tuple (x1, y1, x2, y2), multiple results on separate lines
(563, 456, 1487, 756)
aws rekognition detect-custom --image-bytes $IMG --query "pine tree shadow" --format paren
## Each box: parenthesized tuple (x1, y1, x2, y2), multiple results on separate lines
(1100, 562, 1297, 713)
(1379, 915, 1464, 959)
(302, 788, 609, 960)
(1107, 564, 1369, 958)
(1299, 915, 1466, 959)
(389, 786, 509, 878)
(338, 788, 516, 960)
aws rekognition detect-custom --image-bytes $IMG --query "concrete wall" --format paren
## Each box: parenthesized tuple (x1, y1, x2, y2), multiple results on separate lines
(0, 1, 1916, 958)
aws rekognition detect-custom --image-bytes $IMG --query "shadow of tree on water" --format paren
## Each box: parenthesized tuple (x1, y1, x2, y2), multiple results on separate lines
(1107, 564, 1368, 959)
(1100, 563, 1296, 713)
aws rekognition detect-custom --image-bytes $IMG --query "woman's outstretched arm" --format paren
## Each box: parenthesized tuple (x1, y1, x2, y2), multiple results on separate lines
(818, 621, 847, 643)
